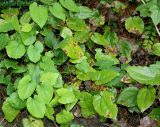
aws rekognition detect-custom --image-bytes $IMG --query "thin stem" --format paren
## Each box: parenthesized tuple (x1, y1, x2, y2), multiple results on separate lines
(154, 24, 160, 36)
(141, 0, 146, 4)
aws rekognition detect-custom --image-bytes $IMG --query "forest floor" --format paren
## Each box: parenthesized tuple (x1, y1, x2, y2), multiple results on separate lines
(0, 0, 160, 127)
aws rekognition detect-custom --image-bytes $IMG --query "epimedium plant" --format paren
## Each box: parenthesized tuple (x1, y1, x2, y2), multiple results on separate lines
(0, 0, 160, 126)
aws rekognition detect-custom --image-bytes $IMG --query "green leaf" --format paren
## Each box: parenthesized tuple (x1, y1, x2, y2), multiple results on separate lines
(76, 60, 118, 82)
(95, 48, 119, 69)
(22, 118, 31, 127)
(74, 29, 90, 43)
(40, 72, 59, 87)
(91, 70, 119, 85)
(89, 15, 105, 27)
(36, 84, 53, 104)
(21, 23, 33, 32)
(59, 0, 79, 12)
(27, 41, 44, 63)
(76, 59, 95, 73)
(45, 105, 54, 121)
(137, 86, 156, 112)
(29, 2, 48, 28)
(150, 5, 160, 25)
(60, 27, 73, 38)
(18, 75, 36, 100)
(39, 0, 53, 5)
(22, 116, 44, 127)
(79, 92, 95, 117)
(119, 40, 132, 63)
(8, 92, 26, 110)
(43, 29, 58, 49)
(56, 88, 77, 104)
(0, 19, 14, 32)
(49, 2, 66, 21)
(149, 108, 160, 120)
(6, 40, 26, 59)
(56, 110, 74, 124)
(67, 17, 87, 31)
(1, 8, 19, 20)
(125, 16, 144, 35)
(152, 43, 160, 56)
(136, 1, 154, 17)
(93, 91, 118, 119)
(29, 117, 44, 127)
(20, 30, 36, 46)
(0, 33, 10, 50)
(113, 1, 126, 12)
(75, 6, 94, 19)
(20, 12, 31, 24)
(27, 96, 46, 118)
(2, 100, 20, 122)
(126, 65, 160, 85)
(104, 27, 118, 46)
(91, 33, 109, 46)
(11, 16, 20, 31)
(56, 37, 84, 60)
(117, 87, 138, 107)
(53, 49, 68, 65)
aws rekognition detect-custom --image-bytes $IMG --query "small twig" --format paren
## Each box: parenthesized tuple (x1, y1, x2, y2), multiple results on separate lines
(154, 24, 160, 36)
(140, 0, 160, 37)
(0, 118, 5, 123)
(141, 0, 146, 4)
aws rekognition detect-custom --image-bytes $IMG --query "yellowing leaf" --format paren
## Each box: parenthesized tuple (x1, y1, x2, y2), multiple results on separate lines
(2, 100, 20, 122)
(125, 16, 144, 35)
(60, 27, 73, 38)
(56, 37, 84, 61)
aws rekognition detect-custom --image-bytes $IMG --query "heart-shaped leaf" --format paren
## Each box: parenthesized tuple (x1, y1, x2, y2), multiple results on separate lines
(18, 75, 36, 100)
(59, 0, 79, 12)
(0, 33, 10, 50)
(27, 96, 46, 118)
(93, 91, 118, 120)
(49, 2, 66, 21)
(6, 40, 26, 59)
(27, 41, 44, 63)
(2, 100, 20, 122)
(125, 16, 144, 35)
(29, 2, 48, 28)
(137, 86, 156, 112)
(117, 87, 138, 107)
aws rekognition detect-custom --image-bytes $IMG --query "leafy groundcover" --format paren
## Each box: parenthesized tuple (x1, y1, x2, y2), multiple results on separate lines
(0, 0, 160, 127)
